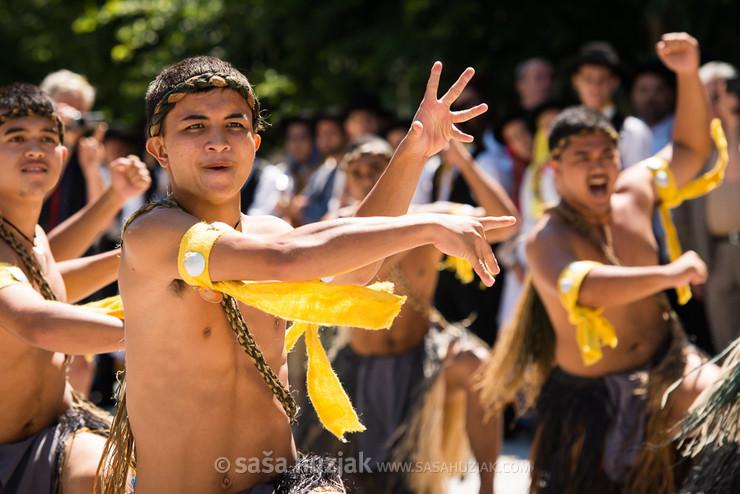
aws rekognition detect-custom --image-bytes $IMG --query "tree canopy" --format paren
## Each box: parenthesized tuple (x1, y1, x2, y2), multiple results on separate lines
(1, 0, 738, 152)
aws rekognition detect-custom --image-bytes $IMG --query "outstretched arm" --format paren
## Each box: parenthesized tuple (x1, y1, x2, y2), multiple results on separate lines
(656, 33, 712, 188)
(57, 249, 120, 303)
(48, 155, 151, 261)
(0, 284, 124, 354)
(338, 63, 494, 284)
(123, 208, 515, 289)
(527, 227, 707, 309)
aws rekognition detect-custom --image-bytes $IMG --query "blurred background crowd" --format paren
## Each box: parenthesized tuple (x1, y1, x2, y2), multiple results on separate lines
(2, 0, 738, 414)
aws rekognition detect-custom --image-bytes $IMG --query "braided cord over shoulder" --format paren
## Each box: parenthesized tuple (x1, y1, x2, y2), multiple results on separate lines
(149, 72, 259, 137)
(221, 294, 297, 420)
(123, 200, 297, 421)
(0, 219, 56, 300)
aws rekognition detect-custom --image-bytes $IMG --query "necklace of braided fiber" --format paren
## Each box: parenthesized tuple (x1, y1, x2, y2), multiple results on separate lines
(0, 217, 56, 300)
(122, 200, 297, 421)
(0, 218, 74, 367)
(551, 200, 674, 312)
(388, 264, 451, 328)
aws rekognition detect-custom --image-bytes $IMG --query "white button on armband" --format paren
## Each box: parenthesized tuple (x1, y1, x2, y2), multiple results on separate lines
(183, 252, 206, 277)
(559, 276, 572, 294)
(321, 276, 335, 283)
(7, 266, 29, 284)
(209, 221, 232, 231)
(655, 170, 669, 187)
(644, 157, 662, 171)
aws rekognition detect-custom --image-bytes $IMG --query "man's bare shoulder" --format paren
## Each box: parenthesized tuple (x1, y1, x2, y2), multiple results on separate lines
(615, 159, 657, 211)
(121, 206, 200, 281)
(241, 214, 294, 235)
(525, 213, 573, 264)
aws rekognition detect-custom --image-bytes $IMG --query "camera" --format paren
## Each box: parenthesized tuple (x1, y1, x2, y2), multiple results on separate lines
(67, 110, 106, 131)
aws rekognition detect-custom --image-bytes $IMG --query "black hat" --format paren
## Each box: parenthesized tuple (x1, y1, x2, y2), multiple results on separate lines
(564, 41, 625, 79)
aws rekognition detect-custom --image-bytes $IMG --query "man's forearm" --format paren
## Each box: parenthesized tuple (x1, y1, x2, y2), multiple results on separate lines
(12, 301, 124, 354)
(577, 264, 676, 308)
(354, 137, 428, 218)
(48, 187, 125, 261)
(456, 155, 519, 242)
(58, 249, 120, 303)
(211, 215, 439, 284)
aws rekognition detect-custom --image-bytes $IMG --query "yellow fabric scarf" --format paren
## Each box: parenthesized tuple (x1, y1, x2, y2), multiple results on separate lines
(0, 262, 125, 318)
(177, 221, 406, 440)
(558, 260, 618, 365)
(643, 118, 729, 305)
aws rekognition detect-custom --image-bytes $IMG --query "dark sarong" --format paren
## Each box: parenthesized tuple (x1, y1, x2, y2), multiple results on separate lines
(295, 327, 456, 494)
(0, 404, 110, 494)
(530, 328, 692, 494)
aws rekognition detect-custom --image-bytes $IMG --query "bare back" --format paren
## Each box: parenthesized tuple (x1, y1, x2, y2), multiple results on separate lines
(527, 170, 673, 376)
(120, 210, 296, 494)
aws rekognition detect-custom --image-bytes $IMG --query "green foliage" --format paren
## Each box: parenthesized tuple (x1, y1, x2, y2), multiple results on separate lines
(1, 0, 739, 154)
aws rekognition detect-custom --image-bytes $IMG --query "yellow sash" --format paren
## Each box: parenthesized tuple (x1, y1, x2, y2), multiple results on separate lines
(643, 118, 729, 304)
(177, 221, 406, 440)
(558, 261, 618, 365)
(0, 262, 31, 290)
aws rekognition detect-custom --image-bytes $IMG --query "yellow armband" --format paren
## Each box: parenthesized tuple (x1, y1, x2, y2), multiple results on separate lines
(558, 261, 618, 366)
(177, 221, 407, 440)
(0, 263, 31, 290)
(642, 118, 729, 305)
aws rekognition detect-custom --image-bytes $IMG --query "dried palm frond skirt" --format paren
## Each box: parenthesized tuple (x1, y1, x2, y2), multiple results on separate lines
(677, 334, 740, 494)
(530, 321, 695, 494)
(294, 325, 482, 494)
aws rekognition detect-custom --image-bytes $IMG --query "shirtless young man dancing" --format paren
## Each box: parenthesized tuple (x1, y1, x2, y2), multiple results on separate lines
(0, 82, 149, 494)
(479, 33, 722, 493)
(104, 56, 514, 494)
(298, 135, 519, 494)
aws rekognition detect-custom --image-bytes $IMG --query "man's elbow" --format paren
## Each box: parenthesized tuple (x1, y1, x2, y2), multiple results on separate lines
(12, 315, 52, 348)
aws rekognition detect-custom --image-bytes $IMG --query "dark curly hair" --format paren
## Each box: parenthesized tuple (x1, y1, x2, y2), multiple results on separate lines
(548, 105, 618, 159)
(0, 83, 64, 142)
(145, 56, 264, 136)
